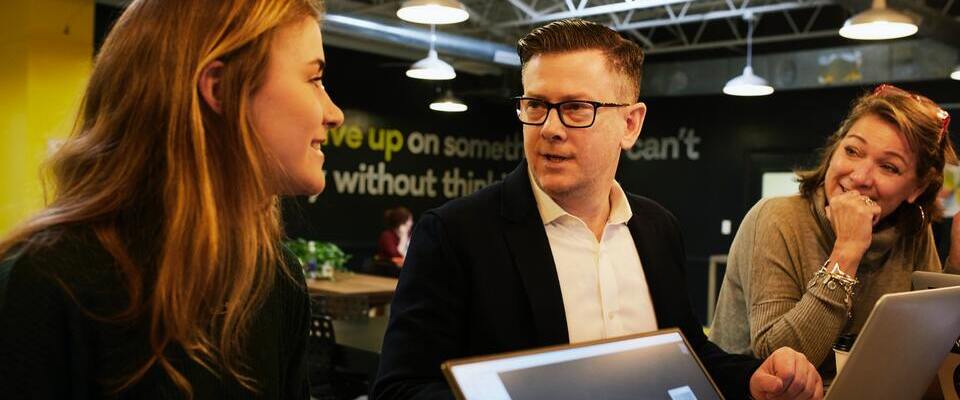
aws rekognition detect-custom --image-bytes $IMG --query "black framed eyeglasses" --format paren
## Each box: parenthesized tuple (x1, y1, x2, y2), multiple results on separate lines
(513, 96, 630, 128)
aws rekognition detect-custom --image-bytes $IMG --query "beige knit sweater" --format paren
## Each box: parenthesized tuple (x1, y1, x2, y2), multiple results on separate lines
(709, 189, 953, 368)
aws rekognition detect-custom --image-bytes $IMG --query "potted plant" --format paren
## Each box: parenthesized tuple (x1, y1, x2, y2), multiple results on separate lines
(284, 238, 351, 280)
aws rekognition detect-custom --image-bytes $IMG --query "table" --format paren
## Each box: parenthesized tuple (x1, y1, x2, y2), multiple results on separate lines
(307, 272, 398, 305)
(307, 272, 399, 353)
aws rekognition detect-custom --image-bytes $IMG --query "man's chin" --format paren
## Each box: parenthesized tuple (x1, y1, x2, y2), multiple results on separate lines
(537, 179, 574, 199)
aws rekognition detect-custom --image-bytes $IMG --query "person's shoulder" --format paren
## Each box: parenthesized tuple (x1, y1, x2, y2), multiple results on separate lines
(625, 192, 672, 215)
(755, 194, 808, 213)
(735, 195, 817, 248)
(0, 225, 112, 308)
(278, 243, 304, 275)
(745, 194, 810, 226)
(624, 192, 680, 227)
(426, 178, 504, 221)
(2, 225, 108, 274)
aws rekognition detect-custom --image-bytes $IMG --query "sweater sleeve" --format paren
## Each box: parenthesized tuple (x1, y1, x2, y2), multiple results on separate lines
(746, 204, 849, 367)
(0, 253, 73, 398)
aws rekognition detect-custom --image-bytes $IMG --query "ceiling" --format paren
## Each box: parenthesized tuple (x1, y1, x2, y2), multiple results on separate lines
(325, 0, 960, 60)
(95, 0, 960, 95)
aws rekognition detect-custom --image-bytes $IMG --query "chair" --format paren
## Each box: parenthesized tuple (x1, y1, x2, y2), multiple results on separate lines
(307, 313, 339, 400)
(307, 309, 378, 400)
(367, 259, 401, 279)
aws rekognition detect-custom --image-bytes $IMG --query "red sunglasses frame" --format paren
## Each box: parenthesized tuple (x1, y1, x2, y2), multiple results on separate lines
(872, 84, 951, 144)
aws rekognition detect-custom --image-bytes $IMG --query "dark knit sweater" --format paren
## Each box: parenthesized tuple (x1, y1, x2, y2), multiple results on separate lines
(0, 226, 311, 399)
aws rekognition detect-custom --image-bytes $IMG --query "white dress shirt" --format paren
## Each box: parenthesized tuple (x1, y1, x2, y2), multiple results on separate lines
(528, 171, 658, 343)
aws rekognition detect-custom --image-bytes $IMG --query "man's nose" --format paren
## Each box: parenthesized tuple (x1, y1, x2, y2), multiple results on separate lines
(539, 108, 567, 141)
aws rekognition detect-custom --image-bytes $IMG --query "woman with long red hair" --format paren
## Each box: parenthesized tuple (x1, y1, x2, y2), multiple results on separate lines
(0, 0, 343, 397)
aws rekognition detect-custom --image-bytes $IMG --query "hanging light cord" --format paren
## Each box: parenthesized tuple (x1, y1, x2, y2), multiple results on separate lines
(746, 13, 755, 69)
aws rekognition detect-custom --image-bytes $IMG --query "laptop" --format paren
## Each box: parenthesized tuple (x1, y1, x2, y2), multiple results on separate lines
(442, 328, 723, 400)
(912, 270, 960, 290)
(824, 286, 960, 400)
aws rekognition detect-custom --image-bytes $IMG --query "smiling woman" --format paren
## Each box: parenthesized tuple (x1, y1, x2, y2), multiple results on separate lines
(0, 0, 341, 398)
(710, 84, 960, 371)
(245, 17, 343, 195)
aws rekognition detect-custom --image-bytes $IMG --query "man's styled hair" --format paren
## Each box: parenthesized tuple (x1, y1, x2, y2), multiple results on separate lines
(517, 19, 645, 101)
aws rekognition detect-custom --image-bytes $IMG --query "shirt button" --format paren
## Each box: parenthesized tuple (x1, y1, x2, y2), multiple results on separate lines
(608, 313, 615, 320)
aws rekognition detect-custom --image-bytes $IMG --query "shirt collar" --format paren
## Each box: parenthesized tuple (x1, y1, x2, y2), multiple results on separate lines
(527, 168, 633, 226)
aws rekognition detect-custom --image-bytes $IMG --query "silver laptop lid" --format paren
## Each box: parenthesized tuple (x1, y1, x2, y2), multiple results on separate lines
(825, 286, 960, 400)
(442, 328, 723, 400)
(912, 271, 960, 290)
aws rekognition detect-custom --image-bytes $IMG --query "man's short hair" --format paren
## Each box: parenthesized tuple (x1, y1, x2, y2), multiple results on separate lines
(517, 19, 644, 102)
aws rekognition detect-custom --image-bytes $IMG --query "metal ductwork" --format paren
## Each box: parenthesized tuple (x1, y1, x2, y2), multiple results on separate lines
(322, 13, 520, 76)
(643, 38, 960, 97)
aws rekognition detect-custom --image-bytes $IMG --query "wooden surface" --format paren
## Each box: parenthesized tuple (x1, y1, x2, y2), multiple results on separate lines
(307, 272, 398, 299)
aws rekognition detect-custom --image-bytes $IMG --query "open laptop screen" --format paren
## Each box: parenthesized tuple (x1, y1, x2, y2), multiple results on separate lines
(443, 329, 722, 400)
(912, 271, 960, 290)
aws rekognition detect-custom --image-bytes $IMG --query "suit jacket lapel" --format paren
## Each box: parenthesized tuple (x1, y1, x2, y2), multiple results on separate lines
(626, 204, 672, 328)
(500, 163, 569, 345)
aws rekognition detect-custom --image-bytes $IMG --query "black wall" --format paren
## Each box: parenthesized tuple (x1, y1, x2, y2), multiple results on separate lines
(281, 45, 522, 256)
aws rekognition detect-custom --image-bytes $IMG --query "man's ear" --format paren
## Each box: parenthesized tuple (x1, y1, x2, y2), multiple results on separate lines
(198, 60, 225, 114)
(620, 102, 647, 150)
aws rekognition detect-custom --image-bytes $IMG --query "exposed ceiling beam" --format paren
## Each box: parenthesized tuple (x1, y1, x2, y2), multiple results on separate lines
(616, 0, 834, 31)
(504, 0, 542, 18)
(646, 28, 838, 53)
(496, 0, 694, 27)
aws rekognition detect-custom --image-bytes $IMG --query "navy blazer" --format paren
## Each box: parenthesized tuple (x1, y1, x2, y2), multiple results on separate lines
(372, 163, 760, 399)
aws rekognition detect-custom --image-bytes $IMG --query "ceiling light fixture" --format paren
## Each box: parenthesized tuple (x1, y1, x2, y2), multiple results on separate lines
(406, 25, 456, 80)
(724, 13, 774, 97)
(838, 0, 918, 40)
(397, 0, 469, 25)
(429, 89, 467, 112)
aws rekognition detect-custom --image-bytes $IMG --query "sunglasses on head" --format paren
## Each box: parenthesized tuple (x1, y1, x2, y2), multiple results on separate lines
(872, 84, 951, 144)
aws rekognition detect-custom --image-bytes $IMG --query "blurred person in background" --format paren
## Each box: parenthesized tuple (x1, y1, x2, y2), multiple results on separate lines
(376, 206, 414, 268)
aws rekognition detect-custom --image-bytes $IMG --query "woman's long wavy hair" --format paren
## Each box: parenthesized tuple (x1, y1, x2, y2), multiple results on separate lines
(797, 87, 957, 233)
(0, 0, 324, 395)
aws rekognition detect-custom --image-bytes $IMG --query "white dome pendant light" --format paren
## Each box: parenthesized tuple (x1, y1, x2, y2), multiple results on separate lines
(406, 24, 456, 80)
(397, 0, 469, 25)
(839, 0, 917, 40)
(724, 13, 774, 96)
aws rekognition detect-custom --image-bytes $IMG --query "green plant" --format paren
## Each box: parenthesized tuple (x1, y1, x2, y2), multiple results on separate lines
(283, 238, 351, 272)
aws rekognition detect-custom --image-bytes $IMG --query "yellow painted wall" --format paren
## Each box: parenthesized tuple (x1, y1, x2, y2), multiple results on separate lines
(0, 0, 93, 233)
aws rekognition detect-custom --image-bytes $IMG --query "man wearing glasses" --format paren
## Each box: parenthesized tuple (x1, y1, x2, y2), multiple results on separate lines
(374, 19, 823, 400)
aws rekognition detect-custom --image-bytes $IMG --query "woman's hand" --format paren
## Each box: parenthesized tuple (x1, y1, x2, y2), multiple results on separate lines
(825, 190, 881, 276)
